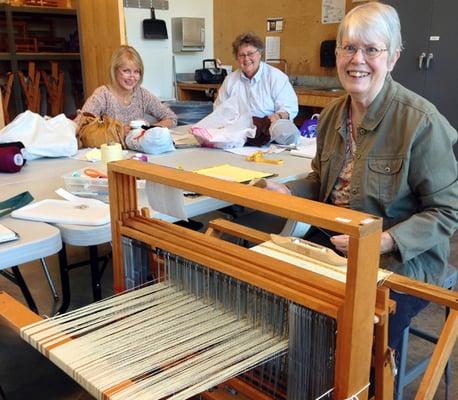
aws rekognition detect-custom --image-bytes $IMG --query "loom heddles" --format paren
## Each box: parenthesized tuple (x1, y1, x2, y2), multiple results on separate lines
(124, 237, 336, 400)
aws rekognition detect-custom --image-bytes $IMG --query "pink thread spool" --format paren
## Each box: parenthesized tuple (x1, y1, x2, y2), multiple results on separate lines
(0, 145, 24, 173)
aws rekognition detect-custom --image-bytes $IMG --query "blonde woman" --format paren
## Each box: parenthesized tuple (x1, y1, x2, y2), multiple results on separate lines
(77, 45, 176, 133)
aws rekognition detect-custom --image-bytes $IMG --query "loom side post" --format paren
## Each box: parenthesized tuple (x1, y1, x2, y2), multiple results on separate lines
(108, 169, 138, 293)
(374, 287, 394, 400)
(334, 228, 381, 400)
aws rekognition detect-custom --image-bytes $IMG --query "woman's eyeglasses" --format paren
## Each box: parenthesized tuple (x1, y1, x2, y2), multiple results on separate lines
(336, 45, 388, 59)
(237, 49, 259, 59)
(118, 68, 141, 77)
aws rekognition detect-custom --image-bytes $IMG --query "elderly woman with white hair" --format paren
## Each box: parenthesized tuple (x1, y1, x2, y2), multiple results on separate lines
(265, 0, 458, 375)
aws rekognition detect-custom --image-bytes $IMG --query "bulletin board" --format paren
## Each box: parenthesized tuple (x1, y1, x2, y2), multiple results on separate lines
(213, 0, 355, 77)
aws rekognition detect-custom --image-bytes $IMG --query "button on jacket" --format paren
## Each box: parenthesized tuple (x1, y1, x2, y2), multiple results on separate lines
(288, 75, 458, 285)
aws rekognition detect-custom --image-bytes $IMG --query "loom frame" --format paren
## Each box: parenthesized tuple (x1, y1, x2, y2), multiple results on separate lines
(0, 159, 455, 400)
(108, 159, 384, 400)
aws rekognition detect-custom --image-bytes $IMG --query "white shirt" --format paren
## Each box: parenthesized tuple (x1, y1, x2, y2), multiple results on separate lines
(214, 62, 298, 120)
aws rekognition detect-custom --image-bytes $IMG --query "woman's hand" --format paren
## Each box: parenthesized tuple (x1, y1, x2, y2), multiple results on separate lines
(268, 111, 288, 124)
(264, 180, 291, 195)
(268, 113, 281, 124)
(153, 118, 175, 128)
(330, 235, 349, 255)
(330, 231, 396, 255)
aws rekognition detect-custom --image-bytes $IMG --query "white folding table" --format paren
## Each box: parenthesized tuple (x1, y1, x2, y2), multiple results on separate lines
(0, 147, 311, 312)
(0, 217, 62, 313)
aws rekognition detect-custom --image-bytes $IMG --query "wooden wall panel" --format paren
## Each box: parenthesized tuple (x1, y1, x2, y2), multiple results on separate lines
(214, 0, 354, 76)
(77, 0, 127, 98)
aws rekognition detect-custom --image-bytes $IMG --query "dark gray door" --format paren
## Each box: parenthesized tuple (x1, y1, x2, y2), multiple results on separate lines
(423, 0, 458, 131)
(385, 0, 432, 97)
(386, 0, 458, 157)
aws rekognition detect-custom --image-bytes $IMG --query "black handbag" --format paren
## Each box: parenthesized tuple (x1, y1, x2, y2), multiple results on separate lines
(194, 59, 227, 84)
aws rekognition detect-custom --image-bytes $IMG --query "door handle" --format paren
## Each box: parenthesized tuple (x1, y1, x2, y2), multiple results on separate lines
(426, 53, 434, 70)
(418, 52, 426, 69)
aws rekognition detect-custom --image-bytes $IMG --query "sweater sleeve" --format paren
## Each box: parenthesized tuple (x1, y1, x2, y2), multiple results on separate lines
(141, 88, 177, 127)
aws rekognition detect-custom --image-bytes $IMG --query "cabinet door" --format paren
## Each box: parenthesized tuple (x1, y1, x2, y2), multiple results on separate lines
(77, 0, 126, 98)
(386, 0, 457, 157)
(385, 0, 432, 97)
(423, 0, 458, 131)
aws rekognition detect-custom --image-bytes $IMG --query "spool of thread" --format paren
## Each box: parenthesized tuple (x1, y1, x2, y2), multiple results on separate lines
(0, 146, 24, 173)
(100, 143, 123, 163)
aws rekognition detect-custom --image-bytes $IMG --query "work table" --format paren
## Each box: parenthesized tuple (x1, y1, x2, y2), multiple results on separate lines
(176, 81, 345, 108)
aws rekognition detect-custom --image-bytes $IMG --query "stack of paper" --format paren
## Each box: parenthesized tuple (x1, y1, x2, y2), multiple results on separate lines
(290, 139, 317, 159)
(194, 164, 274, 183)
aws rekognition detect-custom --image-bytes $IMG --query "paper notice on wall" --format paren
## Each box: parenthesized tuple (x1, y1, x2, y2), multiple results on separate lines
(267, 17, 283, 32)
(265, 36, 280, 61)
(322, 0, 345, 24)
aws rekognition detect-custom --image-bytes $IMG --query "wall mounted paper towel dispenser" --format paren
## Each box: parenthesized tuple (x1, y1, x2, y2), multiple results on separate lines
(172, 17, 205, 52)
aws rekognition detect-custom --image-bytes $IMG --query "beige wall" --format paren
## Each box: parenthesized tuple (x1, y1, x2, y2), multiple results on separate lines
(213, 0, 355, 76)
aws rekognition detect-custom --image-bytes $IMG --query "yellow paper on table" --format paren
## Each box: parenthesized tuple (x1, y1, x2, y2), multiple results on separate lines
(194, 164, 274, 183)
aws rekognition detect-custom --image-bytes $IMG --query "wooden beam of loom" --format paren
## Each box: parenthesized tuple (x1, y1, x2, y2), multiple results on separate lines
(108, 160, 383, 400)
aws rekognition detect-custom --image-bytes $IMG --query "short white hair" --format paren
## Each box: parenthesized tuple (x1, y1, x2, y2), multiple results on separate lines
(336, 2, 403, 62)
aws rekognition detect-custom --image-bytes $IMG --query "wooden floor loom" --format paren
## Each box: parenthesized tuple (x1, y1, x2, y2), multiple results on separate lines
(0, 159, 456, 400)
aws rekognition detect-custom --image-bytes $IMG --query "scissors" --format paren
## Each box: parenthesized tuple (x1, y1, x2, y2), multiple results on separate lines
(84, 168, 108, 179)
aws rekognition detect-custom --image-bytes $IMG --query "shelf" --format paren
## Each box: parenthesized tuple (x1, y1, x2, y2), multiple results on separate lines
(0, 52, 79, 60)
(0, 5, 76, 16)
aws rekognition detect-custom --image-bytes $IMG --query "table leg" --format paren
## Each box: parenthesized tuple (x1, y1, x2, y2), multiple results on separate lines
(57, 245, 71, 314)
(10, 266, 38, 314)
(89, 245, 102, 301)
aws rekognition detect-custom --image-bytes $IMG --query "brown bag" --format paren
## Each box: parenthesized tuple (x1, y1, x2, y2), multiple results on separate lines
(77, 112, 126, 149)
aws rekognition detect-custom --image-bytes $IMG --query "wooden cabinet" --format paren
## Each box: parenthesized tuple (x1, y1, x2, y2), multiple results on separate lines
(0, 0, 126, 123)
(294, 87, 343, 108)
(0, 3, 81, 119)
(176, 81, 220, 102)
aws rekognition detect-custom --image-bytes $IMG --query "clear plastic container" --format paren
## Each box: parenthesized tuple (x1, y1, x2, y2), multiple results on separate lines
(63, 168, 145, 203)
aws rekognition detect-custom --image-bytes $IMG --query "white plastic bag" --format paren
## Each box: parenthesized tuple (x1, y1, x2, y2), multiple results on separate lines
(0, 110, 78, 160)
(191, 96, 256, 149)
(269, 119, 301, 145)
(126, 127, 175, 155)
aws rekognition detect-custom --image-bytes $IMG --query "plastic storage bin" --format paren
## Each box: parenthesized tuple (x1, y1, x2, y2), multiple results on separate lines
(165, 100, 213, 125)
(63, 168, 145, 203)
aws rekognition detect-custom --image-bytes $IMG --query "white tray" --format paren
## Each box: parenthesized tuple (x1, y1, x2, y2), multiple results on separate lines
(12, 199, 110, 226)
